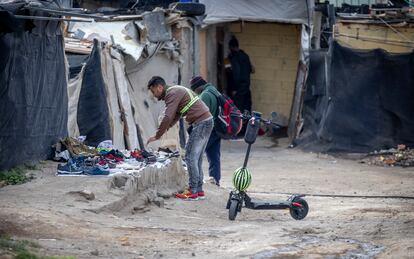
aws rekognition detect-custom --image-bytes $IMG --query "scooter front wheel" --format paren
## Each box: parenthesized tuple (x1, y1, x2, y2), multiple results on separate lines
(229, 199, 239, 220)
(289, 197, 309, 220)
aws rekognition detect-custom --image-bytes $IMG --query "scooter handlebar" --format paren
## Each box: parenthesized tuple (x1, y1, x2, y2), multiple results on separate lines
(230, 112, 282, 129)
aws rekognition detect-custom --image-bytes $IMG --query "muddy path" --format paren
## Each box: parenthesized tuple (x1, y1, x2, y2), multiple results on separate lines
(1, 138, 413, 258)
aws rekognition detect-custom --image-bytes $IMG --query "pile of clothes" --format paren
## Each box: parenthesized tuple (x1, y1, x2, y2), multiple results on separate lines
(54, 137, 180, 176)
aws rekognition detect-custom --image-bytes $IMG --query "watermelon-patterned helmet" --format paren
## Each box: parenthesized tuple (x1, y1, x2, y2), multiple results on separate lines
(232, 167, 252, 191)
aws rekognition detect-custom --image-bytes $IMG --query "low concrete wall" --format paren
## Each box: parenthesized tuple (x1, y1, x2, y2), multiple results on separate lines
(97, 158, 187, 213)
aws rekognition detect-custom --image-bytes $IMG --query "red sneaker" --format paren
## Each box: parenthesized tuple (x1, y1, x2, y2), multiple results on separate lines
(130, 150, 143, 159)
(175, 190, 198, 200)
(197, 191, 205, 200)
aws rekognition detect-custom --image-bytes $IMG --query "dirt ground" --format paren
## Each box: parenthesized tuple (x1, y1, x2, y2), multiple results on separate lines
(0, 137, 413, 259)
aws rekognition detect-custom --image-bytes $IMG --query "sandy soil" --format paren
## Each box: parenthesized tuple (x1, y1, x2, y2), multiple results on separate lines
(0, 137, 413, 258)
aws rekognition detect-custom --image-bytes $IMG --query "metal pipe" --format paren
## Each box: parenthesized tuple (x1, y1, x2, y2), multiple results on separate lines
(14, 15, 92, 22)
(24, 6, 109, 20)
(243, 144, 252, 168)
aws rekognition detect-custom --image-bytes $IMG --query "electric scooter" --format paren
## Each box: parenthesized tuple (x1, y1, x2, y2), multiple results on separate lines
(226, 111, 309, 221)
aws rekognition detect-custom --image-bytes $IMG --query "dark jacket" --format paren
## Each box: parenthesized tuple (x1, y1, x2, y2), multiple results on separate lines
(228, 50, 253, 95)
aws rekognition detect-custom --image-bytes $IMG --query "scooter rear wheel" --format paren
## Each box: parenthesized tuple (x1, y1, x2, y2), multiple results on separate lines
(229, 199, 239, 220)
(289, 197, 309, 220)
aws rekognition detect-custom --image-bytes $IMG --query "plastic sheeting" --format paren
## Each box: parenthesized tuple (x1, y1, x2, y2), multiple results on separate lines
(111, 49, 139, 149)
(70, 21, 145, 60)
(77, 40, 112, 147)
(67, 65, 84, 138)
(124, 54, 180, 150)
(199, 0, 313, 25)
(295, 41, 414, 153)
(67, 42, 181, 151)
(100, 47, 126, 149)
(0, 17, 67, 170)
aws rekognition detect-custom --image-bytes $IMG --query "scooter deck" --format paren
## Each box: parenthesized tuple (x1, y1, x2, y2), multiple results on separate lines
(245, 200, 291, 210)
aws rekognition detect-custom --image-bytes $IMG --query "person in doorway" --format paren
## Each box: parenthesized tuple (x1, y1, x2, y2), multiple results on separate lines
(190, 76, 221, 186)
(227, 35, 254, 114)
(146, 76, 213, 201)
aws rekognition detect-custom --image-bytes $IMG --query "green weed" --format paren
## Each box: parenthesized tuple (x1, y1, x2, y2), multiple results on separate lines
(0, 167, 31, 185)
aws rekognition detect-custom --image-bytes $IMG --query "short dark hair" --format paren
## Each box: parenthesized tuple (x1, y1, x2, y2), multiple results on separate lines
(229, 36, 239, 48)
(147, 76, 166, 89)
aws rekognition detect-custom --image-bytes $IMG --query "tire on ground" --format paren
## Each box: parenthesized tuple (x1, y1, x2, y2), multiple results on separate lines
(169, 2, 205, 16)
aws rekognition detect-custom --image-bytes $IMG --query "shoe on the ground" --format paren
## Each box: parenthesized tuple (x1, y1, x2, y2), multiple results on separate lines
(175, 190, 199, 200)
(158, 147, 173, 153)
(141, 150, 157, 163)
(84, 164, 110, 175)
(130, 150, 143, 159)
(208, 177, 220, 186)
(208, 177, 216, 184)
(105, 153, 123, 163)
(197, 191, 205, 200)
(57, 159, 83, 175)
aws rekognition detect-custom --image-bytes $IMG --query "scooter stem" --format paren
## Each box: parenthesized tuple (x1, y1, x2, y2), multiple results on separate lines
(243, 144, 252, 168)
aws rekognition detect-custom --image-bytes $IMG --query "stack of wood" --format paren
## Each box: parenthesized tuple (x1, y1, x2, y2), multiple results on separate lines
(64, 37, 93, 54)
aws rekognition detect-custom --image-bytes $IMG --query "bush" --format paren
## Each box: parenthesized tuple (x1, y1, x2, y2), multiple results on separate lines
(0, 236, 76, 259)
(0, 167, 32, 186)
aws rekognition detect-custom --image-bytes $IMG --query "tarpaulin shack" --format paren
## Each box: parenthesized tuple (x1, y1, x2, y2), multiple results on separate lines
(197, 0, 314, 125)
(65, 8, 197, 151)
(0, 0, 199, 169)
(292, 3, 414, 153)
(0, 0, 68, 170)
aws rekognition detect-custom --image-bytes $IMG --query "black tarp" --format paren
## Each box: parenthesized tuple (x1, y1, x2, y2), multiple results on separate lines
(295, 41, 414, 153)
(0, 2, 68, 170)
(67, 53, 88, 79)
(76, 40, 112, 147)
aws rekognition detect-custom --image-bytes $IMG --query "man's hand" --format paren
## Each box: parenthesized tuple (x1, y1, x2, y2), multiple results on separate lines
(232, 91, 237, 97)
(147, 136, 158, 145)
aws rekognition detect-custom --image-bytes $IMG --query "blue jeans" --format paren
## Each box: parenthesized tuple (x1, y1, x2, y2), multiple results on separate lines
(185, 118, 213, 194)
(205, 129, 221, 184)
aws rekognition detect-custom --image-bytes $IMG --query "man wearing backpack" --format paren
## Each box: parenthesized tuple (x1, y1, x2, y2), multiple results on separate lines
(190, 76, 222, 186)
(146, 76, 213, 200)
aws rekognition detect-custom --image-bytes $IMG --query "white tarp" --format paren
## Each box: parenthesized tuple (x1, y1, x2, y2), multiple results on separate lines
(111, 49, 139, 150)
(67, 66, 84, 138)
(199, 0, 313, 25)
(100, 47, 126, 149)
(70, 21, 145, 60)
(124, 54, 180, 150)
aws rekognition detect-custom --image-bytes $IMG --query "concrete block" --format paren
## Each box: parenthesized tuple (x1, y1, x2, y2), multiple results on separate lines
(251, 68, 274, 81)
(281, 58, 299, 71)
(237, 34, 262, 46)
(228, 22, 242, 33)
(282, 35, 300, 45)
(247, 46, 273, 58)
(253, 57, 280, 69)
(243, 23, 261, 33)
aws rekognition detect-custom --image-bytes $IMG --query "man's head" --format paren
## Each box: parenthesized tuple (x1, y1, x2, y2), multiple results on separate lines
(229, 36, 239, 53)
(190, 75, 207, 94)
(147, 76, 166, 100)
